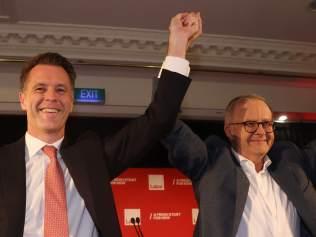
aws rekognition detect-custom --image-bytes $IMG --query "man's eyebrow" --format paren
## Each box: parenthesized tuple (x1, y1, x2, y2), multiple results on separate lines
(31, 83, 47, 88)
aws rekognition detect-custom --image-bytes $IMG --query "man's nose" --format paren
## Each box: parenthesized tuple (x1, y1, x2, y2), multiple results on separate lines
(255, 123, 266, 134)
(45, 88, 58, 100)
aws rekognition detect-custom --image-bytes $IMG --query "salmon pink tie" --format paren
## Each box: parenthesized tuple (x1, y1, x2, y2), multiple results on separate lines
(43, 145, 69, 237)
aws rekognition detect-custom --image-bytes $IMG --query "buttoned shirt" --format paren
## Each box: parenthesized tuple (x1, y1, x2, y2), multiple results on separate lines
(232, 149, 300, 237)
(23, 132, 99, 237)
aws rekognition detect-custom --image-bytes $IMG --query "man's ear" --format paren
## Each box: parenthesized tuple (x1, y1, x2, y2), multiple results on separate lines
(19, 91, 27, 111)
(224, 124, 233, 140)
(70, 92, 74, 113)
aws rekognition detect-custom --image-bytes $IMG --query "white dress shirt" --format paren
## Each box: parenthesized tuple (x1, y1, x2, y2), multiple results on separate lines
(23, 56, 190, 237)
(23, 132, 99, 237)
(159, 56, 190, 78)
(232, 150, 300, 237)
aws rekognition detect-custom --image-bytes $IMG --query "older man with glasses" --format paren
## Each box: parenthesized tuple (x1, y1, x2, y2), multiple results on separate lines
(163, 95, 316, 237)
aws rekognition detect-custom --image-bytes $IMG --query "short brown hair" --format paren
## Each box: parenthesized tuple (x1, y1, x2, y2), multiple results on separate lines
(20, 52, 76, 90)
(224, 94, 273, 125)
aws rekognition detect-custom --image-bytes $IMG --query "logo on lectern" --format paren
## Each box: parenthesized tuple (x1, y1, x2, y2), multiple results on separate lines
(124, 209, 141, 226)
(148, 174, 165, 190)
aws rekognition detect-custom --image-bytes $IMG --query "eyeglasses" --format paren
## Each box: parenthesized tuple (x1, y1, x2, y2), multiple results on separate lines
(229, 121, 275, 133)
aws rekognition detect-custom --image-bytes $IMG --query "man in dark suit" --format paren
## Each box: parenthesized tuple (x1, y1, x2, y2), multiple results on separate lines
(163, 95, 316, 237)
(0, 12, 202, 237)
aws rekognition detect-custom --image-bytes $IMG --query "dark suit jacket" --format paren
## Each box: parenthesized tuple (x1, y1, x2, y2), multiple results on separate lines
(0, 70, 191, 237)
(163, 120, 316, 237)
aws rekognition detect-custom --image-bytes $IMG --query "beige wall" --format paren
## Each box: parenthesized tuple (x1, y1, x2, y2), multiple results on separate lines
(1, 62, 316, 120)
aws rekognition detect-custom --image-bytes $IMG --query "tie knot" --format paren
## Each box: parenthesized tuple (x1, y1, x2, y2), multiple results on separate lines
(42, 145, 57, 161)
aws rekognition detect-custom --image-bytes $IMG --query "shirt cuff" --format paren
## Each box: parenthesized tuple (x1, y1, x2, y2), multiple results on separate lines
(158, 56, 190, 78)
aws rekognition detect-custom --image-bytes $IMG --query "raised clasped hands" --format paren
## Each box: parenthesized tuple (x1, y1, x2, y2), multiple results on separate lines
(168, 12, 203, 58)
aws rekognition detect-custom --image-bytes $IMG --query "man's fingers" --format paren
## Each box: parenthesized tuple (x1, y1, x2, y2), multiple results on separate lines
(169, 12, 189, 32)
(173, 12, 189, 25)
(187, 13, 202, 47)
(167, 11, 202, 57)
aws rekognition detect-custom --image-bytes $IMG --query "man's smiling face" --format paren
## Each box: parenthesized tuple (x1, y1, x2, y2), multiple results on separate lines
(19, 64, 74, 142)
(225, 99, 275, 162)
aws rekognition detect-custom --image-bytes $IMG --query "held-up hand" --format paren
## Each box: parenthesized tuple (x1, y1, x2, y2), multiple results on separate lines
(167, 12, 202, 58)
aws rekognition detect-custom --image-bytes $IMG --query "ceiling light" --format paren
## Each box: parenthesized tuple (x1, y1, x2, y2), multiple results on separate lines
(276, 115, 288, 122)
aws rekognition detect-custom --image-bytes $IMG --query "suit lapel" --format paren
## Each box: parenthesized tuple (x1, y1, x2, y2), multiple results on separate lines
(60, 137, 98, 223)
(269, 144, 303, 203)
(269, 144, 316, 236)
(269, 164, 304, 210)
(61, 134, 122, 237)
(0, 137, 26, 236)
(231, 165, 249, 237)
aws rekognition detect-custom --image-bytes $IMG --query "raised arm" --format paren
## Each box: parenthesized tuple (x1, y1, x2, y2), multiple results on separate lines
(104, 12, 202, 179)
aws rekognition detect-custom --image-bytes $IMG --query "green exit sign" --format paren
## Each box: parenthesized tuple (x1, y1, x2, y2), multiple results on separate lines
(74, 88, 105, 104)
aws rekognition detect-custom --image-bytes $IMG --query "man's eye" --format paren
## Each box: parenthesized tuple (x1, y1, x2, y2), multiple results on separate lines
(35, 87, 45, 92)
(56, 88, 66, 93)
(263, 122, 273, 127)
(245, 122, 257, 127)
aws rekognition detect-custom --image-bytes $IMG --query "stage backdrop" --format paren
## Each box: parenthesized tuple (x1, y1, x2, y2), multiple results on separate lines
(111, 168, 198, 237)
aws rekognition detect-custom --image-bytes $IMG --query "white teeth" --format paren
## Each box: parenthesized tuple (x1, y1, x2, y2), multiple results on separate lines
(41, 108, 58, 113)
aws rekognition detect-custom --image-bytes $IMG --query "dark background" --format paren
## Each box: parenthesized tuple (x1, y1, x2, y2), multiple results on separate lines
(1, 115, 316, 167)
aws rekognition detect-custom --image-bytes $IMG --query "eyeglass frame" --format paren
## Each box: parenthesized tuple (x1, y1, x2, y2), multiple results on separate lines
(228, 120, 275, 133)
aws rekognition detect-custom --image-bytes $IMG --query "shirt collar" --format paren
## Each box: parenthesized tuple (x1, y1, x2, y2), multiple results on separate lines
(25, 132, 64, 159)
(231, 148, 272, 173)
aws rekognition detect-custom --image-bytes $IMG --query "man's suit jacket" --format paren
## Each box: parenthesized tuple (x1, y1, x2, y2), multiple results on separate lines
(163, 120, 316, 237)
(0, 70, 191, 237)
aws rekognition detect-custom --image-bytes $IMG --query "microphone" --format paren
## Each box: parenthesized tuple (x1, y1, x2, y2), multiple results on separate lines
(135, 217, 144, 237)
(130, 217, 141, 237)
